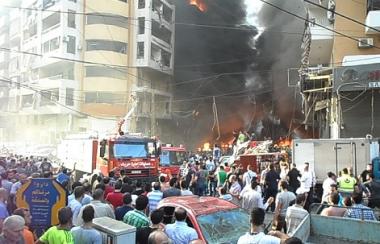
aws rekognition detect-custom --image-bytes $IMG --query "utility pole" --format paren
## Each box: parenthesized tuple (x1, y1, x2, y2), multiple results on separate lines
(150, 80, 156, 136)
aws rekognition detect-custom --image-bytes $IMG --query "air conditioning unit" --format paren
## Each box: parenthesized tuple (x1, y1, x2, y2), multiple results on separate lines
(358, 38, 374, 48)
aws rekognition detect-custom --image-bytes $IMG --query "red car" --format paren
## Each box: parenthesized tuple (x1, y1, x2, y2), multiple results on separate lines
(157, 196, 250, 243)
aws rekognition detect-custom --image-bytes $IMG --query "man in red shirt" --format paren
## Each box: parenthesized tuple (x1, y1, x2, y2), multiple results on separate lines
(105, 181, 123, 209)
(103, 177, 115, 198)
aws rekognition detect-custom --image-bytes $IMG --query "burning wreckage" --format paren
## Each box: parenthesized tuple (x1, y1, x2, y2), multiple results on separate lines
(229, 139, 291, 169)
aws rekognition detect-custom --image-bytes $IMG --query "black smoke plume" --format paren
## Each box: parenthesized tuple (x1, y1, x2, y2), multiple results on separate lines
(172, 0, 306, 149)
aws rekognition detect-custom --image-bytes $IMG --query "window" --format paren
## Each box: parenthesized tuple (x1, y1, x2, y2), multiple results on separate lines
(152, 20, 172, 44)
(66, 88, 74, 106)
(50, 37, 60, 51)
(165, 101, 170, 114)
(84, 92, 125, 104)
(162, 50, 171, 67)
(67, 35, 76, 54)
(22, 94, 33, 108)
(86, 13, 128, 29)
(42, 37, 60, 53)
(84, 92, 97, 103)
(163, 4, 173, 22)
(42, 12, 60, 32)
(197, 208, 250, 243)
(41, 89, 59, 106)
(138, 17, 145, 34)
(138, 0, 145, 9)
(68, 10, 76, 28)
(68, 0, 77, 2)
(43, 0, 58, 9)
(23, 23, 37, 39)
(86, 40, 127, 54)
(137, 42, 144, 59)
(367, 0, 380, 12)
(85, 66, 125, 80)
(119, 0, 127, 2)
(43, 41, 50, 53)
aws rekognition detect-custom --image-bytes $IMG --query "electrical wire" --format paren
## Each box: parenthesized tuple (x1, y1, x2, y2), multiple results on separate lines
(1, 3, 375, 38)
(0, 77, 117, 120)
(304, 0, 380, 33)
(0, 74, 274, 105)
(258, 0, 380, 50)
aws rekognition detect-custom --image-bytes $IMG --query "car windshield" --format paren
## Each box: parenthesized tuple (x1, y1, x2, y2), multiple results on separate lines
(197, 208, 249, 244)
(113, 143, 148, 158)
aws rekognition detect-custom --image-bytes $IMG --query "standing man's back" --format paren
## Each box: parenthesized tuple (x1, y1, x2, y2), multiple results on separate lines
(165, 207, 198, 244)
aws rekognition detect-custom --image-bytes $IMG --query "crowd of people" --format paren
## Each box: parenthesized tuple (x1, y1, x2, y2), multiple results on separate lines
(0, 152, 379, 244)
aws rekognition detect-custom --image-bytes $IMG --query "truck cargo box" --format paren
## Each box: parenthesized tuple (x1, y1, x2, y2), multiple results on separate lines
(292, 138, 379, 183)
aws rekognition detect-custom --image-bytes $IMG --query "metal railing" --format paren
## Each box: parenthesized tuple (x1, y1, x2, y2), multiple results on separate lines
(310, 202, 380, 221)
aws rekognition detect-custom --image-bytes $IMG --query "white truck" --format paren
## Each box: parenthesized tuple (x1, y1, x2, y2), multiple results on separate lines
(292, 138, 379, 184)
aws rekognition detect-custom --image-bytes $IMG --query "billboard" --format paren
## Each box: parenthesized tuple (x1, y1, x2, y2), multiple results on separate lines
(334, 63, 380, 92)
(16, 178, 67, 235)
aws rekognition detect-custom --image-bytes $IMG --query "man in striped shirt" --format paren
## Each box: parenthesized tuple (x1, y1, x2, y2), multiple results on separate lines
(123, 195, 150, 228)
(147, 182, 163, 213)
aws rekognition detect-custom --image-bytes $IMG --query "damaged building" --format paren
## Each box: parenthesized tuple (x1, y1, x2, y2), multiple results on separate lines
(0, 0, 176, 145)
(297, 0, 380, 138)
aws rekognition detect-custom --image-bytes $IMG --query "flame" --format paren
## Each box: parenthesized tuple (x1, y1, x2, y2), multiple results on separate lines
(203, 142, 210, 151)
(188, 0, 208, 12)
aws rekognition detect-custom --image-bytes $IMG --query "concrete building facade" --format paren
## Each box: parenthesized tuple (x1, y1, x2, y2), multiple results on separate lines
(0, 0, 175, 146)
(299, 0, 380, 139)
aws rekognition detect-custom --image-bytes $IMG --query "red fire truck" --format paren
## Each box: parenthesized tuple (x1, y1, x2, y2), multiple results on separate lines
(159, 145, 187, 177)
(57, 133, 160, 182)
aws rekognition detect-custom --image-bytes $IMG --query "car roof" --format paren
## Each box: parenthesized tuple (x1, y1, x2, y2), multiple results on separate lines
(158, 196, 239, 216)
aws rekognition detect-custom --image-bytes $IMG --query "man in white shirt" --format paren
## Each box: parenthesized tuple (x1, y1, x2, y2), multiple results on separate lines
(238, 208, 289, 244)
(297, 162, 315, 210)
(241, 181, 273, 211)
(285, 194, 309, 235)
(243, 165, 257, 188)
(75, 189, 115, 226)
(321, 172, 336, 203)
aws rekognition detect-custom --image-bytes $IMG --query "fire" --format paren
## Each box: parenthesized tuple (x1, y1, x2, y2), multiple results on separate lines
(188, 0, 208, 12)
(203, 142, 210, 151)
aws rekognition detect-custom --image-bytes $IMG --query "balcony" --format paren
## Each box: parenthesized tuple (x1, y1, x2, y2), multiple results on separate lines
(85, 25, 128, 43)
(84, 51, 128, 67)
(86, 0, 129, 18)
(11, 77, 79, 114)
(365, 10, 380, 34)
(309, 16, 334, 65)
(83, 77, 128, 91)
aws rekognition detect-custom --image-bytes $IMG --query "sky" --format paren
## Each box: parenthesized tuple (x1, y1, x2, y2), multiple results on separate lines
(245, 0, 263, 25)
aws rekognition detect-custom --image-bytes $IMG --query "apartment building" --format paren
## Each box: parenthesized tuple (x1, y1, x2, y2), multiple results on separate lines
(299, 0, 380, 138)
(0, 0, 175, 145)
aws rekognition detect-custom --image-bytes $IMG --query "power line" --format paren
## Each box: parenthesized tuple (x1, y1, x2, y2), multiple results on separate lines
(1, 3, 373, 37)
(0, 74, 273, 106)
(258, 0, 380, 50)
(304, 0, 380, 33)
(0, 77, 117, 120)
(2, 42, 380, 93)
